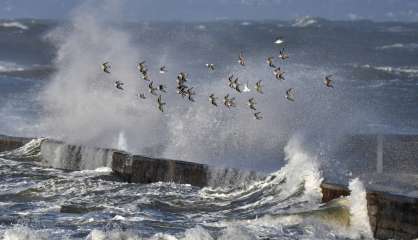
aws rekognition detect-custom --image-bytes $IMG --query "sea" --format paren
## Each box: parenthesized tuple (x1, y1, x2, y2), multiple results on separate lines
(0, 14, 417, 239)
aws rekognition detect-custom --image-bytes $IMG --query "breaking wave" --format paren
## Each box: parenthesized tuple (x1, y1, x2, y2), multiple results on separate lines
(0, 138, 113, 170)
(0, 21, 29, 30)
(292, 16, 320, 27)
(0, 136, 372, 239)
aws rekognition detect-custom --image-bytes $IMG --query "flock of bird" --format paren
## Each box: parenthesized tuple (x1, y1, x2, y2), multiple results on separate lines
(101, 37, 335, 120)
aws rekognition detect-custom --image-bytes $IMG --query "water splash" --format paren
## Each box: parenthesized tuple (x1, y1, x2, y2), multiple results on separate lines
(348, 178, 373, 238)
(116, 131, 128, 151)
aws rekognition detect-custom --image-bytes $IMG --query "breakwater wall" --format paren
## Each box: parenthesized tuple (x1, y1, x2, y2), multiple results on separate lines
(112, 151, 261, 187)
(0, 134, 31, 152)
(0, 134, 417, 239)
(321, 183, 418, 239)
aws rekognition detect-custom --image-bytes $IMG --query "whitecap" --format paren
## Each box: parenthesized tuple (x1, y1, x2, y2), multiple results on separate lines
(0, 61, 26, 73)
(376, 43, 418, 51)
(0, 21, 29, 30)
(292, 16, 319, 27)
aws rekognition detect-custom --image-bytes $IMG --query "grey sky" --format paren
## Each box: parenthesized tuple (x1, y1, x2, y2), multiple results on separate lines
(1, 0, 418, 22)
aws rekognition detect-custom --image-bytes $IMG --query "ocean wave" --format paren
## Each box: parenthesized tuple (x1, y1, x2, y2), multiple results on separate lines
(0, 62, 54, 79)
(376, 43, 418, 51)
(356, 64, 418, 78)
(0, 61, 26, 73)
(0, 21, 29, 30)
(292, 16, 319, 27)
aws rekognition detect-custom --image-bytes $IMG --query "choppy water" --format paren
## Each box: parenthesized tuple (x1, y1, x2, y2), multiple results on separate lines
(0, 139, 371, 239)
(0, 15, 417, 239)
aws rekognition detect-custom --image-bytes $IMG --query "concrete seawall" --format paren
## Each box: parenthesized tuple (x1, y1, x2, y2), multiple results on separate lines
(0, 134, 31, 152)
(320, 183, 418, 239)
(112, 151, 209, 187)
(0, 134, 417, 239)
(112, 151, 261, 187)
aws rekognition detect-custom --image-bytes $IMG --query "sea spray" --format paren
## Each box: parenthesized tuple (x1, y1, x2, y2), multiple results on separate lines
(116, 131, 128, 151)
(3, 226, 48, 240)
(348, 178, 373, 238)
(283, 135, 323, 201)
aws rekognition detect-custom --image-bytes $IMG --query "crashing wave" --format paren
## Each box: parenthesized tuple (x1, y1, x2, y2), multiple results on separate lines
(292, 16, 320, 27)
(0, 21, 29, 30)
(0, 138, 113, 170)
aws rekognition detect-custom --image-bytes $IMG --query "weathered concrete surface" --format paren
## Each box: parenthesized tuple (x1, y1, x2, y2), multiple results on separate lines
(0, 134, 32, 152)
(112, 151, 209, 187)
(321, 183, 418, 240)
(321, 182, 350, 203)
(112, 151, 260, 188)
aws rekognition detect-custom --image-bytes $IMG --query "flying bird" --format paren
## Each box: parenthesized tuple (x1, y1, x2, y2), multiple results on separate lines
(324, 75, 334, 88)
(177, 72, 187, 84)
(235, 83, 242, 93)
(255, 80, 263, 94)
(248, 98, 257, 111)
(274, 68, 285, 80)
(186, 87, 195, 102)
(279, 48, 289, 60)
(159, 66, 167, 74)
(138, 93, 146, 99)
(148, 81, 158, 96)
(209, 94, 218, 106)
(223, 94, 236, 108)
(159, 84, 167, 93)
(157, 95, 166, 112)
(266, 57, 276, 68)
(137, 61, 146, 72)
(101, 62, 111, 74)
(206, 63, 215, 71)
(285, 88, 295, 102)
(254, 112, 263, 120)
(114, 80, 124, 90)
(142, 73, 150, 81)
(238, 52, 245, 66)
(228, 75, 235, 88)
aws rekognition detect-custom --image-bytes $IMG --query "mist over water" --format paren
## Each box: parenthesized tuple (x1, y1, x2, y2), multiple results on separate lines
(35, 0, 374, 172)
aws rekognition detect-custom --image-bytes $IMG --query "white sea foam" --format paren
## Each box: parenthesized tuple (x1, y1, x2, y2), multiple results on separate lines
(292, 16, 319, 27)
(359, 64, 418, 77)
(0, 61, 26, 72)
(348, 178, 373, 239)
(0, 21, 29, 30)
(2, 226, 48, 240)
(376, 43, 418, 51)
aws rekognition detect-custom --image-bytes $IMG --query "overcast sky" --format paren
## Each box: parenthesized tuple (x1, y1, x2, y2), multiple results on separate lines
(1, 0, 418, 22)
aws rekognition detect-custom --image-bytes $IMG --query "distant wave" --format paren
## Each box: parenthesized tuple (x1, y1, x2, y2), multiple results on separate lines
(365, 65, 418, 76)
(0, 21, 29, 30)
(0, 61, 25, 73)
(376, 43, 418, 51)
(355, 64, 418, 78)
(0, 61, 54, 79)
(381, 26, 416, 33)
(292, 16, 319, 27)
